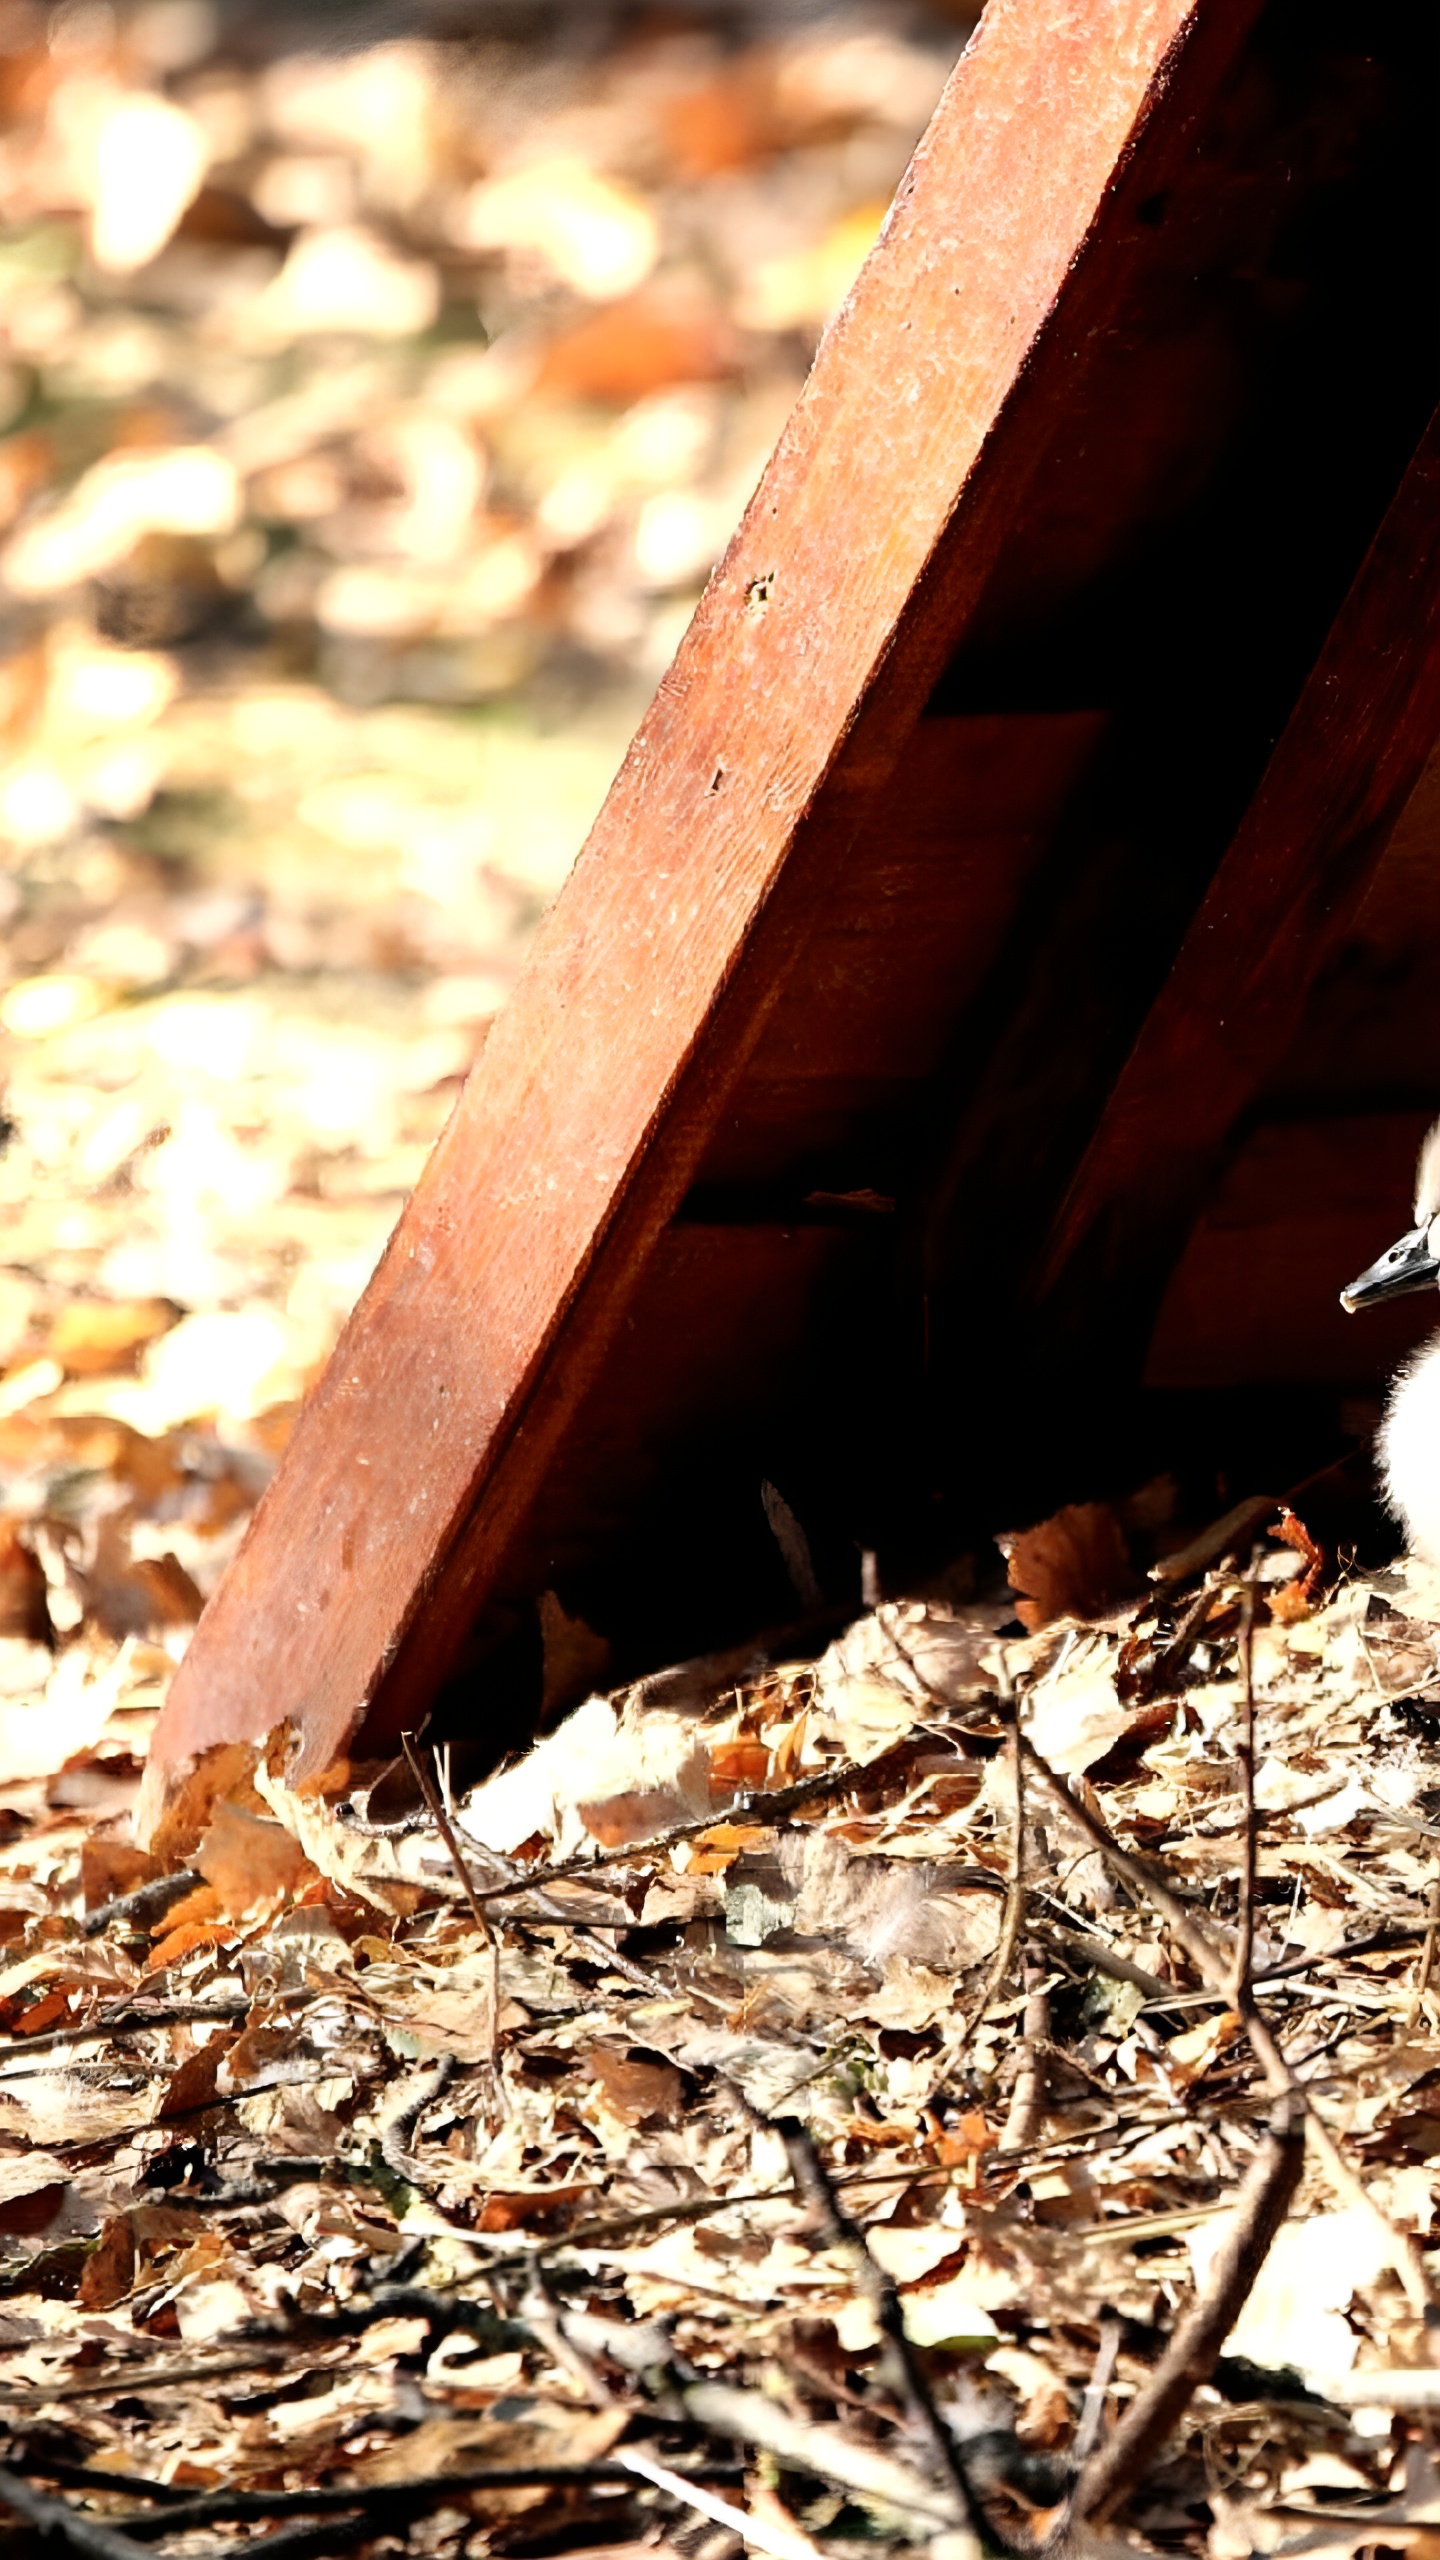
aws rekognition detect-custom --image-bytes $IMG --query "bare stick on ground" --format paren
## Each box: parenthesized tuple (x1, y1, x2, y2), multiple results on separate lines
(1408, 1860, 1440, 2028)
(1000, 1954, 1050, 2153)
(78, 1871, 205, 1940)
(404, 1729, 733, 2014)
(1048, 1630, 1303, 2528)
(614, 2444, 815, 2560)
(1069, 2088, 1305, 2524)
(1232, 1572, 1258, 2002)
(1071, 2316, 1123, 2465)
(24, 2463, 721, 2537)
(0, 2467, 161, 2560)
(772, 2113, 999, 2560)
(402, 1731, 499, 2059)
(678, 2380, 967, 2532)
(949, 1669, 1027, 2079)
(1020, 1731, 1437, 2319)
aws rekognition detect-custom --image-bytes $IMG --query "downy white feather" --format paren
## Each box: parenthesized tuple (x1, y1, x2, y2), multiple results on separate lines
(1381, 1332, 1440, 1568)
(1381, 1114, 1440, 1564)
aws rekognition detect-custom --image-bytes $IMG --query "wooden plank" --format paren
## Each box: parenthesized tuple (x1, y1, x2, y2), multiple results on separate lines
(138, 0, 1264, 1832)
(691, 711, 1108, 1185)
(1264, 741, 1440, 1119)
(1145, 1115, 1438, 1388)
(1031, 406, 1440, 1357)
(370, 711, 1108, 1707)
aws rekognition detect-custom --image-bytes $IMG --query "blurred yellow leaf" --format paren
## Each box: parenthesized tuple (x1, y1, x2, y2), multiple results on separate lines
(3, 446, 238, 595)
(1, 973, 109, 1038)
(458, 158, 658, 302)
(737, 199, 888, 332)
(86, 92, 208, 273)
(248, 226, 439, 345)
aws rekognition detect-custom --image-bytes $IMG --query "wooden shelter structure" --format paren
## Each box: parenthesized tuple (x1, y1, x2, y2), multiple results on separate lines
(140, 0, 1440, 1837)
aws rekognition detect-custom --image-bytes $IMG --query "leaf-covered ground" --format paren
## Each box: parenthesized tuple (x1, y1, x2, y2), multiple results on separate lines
(6, 1515, 1440, 2560)
(7, 8, 1440, 2558)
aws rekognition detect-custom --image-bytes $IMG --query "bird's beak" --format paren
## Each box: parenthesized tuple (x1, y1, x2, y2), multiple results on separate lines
(1340, 1224, 1440, 1313)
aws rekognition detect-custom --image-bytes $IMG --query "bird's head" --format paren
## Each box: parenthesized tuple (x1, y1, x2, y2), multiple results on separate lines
(1341, 1117, 1440, 1313)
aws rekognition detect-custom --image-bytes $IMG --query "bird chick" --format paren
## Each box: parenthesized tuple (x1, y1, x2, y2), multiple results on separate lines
(1341, 1119, 1440, 1562)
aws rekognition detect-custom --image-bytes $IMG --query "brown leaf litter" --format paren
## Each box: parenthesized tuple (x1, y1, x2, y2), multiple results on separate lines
(3, 7, 1440, 2557)
(4, 1505, 1440, 2559)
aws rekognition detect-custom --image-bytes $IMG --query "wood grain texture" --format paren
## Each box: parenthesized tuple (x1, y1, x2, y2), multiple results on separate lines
(139, 0, 1262, 1829)
(1034, 405, 1440, 1339)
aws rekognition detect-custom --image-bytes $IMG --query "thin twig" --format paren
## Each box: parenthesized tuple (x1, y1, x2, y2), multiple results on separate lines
(1232, 1571, 1258, 2003)
(402, 1732, 499, 2059)
(1253, 1919, 1432, 1984)
(523, 2265, 616, 2408)
(1030, 1917, 1173, 2003)
(615, 2445, 814, 2560)
(1038, 1897, 1433, 2001)
(1248, 2003, 1434, 2318)
(453, 1759, 918, 1906)
(556, 1922, 729, 2010)
(73, 2460, 741, 2536)
(679, 2380, 963, 2532)
(1143, 1582, 1223, 1698)
(1071, 2316, 1122, 2464)
(419, 1797, 732, 2015)
(1408, 1861, 1440, 2028)
(150, 2521, 368, 2560)
(772, 2113, 994, 2560)
(1069, 2089, 1305, 2524)
(1018, 1739, 1223, 1987)
(0, 2349, 302, 2407)
(0, 1994, 254, 2067)
(78, 1871, 205, 1939)
(0, 2467, 157, 2560)
(947, 1669, 1026, 2078)
(1150, 1497, 1280, 1586)
(1000, 1954, 1049, 2153)
(1019, 1734, 1437, 2317)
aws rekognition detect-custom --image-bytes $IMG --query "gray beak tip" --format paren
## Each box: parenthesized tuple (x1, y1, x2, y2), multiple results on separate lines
(1340, 1224, 1440, 1314)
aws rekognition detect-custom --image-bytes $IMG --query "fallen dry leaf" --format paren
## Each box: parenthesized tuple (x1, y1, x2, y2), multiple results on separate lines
(78, 2212, 136, 2312)
(586, 2046, 685, 2126)
(157, 2032, 238, 2121)
(0, 2152, 70, 2238)
(80, 1837, 161, 1911)
(48, 1299, 176, 1377)
(194, 1799, 318, 1916)
(354, 2405, 629, 2495)
(144, 1919, 237, 1972)
(1000, 1501, 1135, 1631)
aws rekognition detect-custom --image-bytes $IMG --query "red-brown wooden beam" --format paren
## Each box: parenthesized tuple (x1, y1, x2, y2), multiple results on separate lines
(139, 0, 1265, 1837)
(1031, 405, 1440, 1351)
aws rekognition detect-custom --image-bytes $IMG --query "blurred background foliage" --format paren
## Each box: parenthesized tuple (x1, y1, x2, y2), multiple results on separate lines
(0, 0, 972, 1694)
